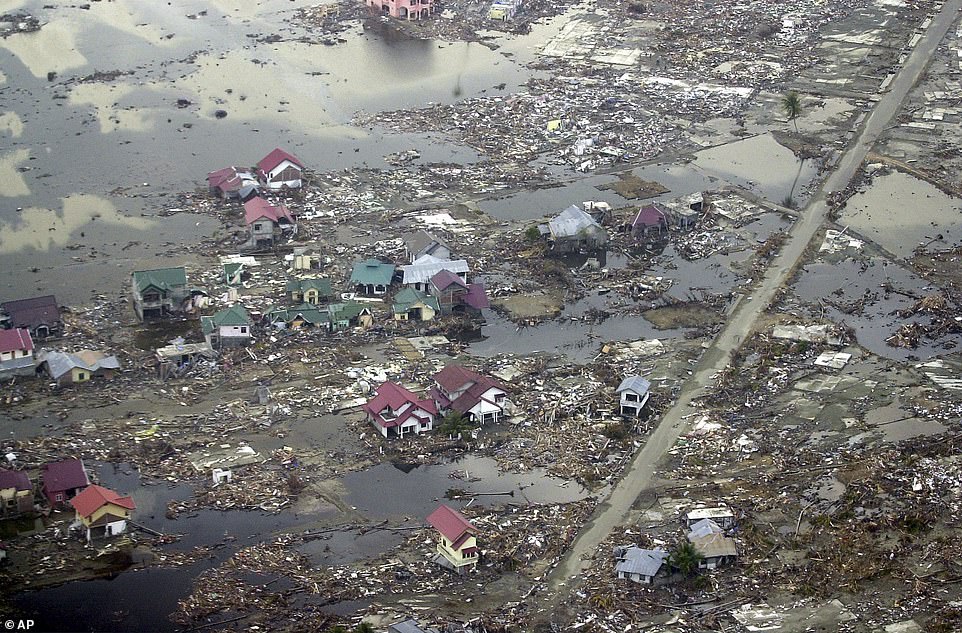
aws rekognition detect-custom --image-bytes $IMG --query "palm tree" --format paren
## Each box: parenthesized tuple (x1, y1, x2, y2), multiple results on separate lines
(781, 91, 802, 132)
(438, 411, 474, 441)
(669, 541, 703, 577)
(781, 91, 804, 207)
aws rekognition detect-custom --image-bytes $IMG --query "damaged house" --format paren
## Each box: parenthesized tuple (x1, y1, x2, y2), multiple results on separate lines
(615, 546, 668, 585)
(393, 288, 440, 322)
(350, 258, 396, 296)
(540, 205, 608, 253)
(426, 504, 479, 574)
(428, 271, 489, 316)
(687, 518, 737, 570)
(131, 267, 189, 321)
(1, 295, 63, 340)
(244, 197, 296, 249)
(362, 381, 437, 439)
(286, 278, 332, 305)
(41, 458, 90, 508)
(403, 231, 450, 263)
(616, 375, 650, 417)
(256, 148, 304, 190)
(70, 484, 136, 542)
(201, 304, 252, 348)
(0, 470, 34, 517)
(207, 166, 258, 200)
(37, 350, 120, 386)
(401, 254, 469, 293)
(429, 364, 508, 425)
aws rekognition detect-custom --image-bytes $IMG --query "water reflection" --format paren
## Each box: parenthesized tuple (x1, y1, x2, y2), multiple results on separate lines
(0, 194, 155, 254)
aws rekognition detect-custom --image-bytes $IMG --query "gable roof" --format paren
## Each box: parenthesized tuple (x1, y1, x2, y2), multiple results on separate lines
(69, 484, 136, 518)
(403, 231, 448, 256)
(393, 288, 440, 314)
(615, 547, 667, 577)
(616, 376, 650, 396)
(132, 267, 187, 294)
(434, 365, 484, 393)
(548, 205, 605, 239)
(202, 305, 251, 334)
(363, 381, 436, 416)
(1, 295, 61, 330)
(350, 259, 396, 286)
(42, 458, 90, 493)
(633, 203, 670, 228)
(207, 166, 257, 192)
(327, 301, 371, 322)
(401, 255, 469, 285)
(257, 148, 304, 173)
(0, 469, 31, 492)
(267, 303, 326, 326)
(427, 504, 477, 543)
(285, 278, 332, 296)
(0, 328, 33, 354)
(688, 532, 737, 559)
(430, 269, 468, 292)
(244, 197, 294, 226)
(38, 350, 120, 380)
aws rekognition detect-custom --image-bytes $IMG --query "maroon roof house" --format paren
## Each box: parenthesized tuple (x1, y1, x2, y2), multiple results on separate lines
(0, 469, 34, 516)
(207, 166, 258, 200)
(256, 148, 304, 190)
(41, 458, 90, 507)
(1, 295, 62, 339)
(362, 381, 438, 439)
(428, 271, 489, 316)
(429, 365, 507, 425)
(632, 203, 669, 238)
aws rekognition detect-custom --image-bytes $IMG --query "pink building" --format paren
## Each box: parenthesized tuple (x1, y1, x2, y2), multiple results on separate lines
(367, 0, 432, 19)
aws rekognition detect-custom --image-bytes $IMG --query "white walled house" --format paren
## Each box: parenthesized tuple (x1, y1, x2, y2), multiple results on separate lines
(616, 376, 650, 416)
(362, 382, 438, 439)
(429, 365, 507, 425)
(256, 148, 305, 190)
(201, 305, 252, 348)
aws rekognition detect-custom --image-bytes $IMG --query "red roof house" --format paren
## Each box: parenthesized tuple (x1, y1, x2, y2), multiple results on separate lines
(243, 197, 296, 248)
(41, 458, 90, 507)
(0, 328, 33, 356)
(1, 295, 62, 339)
(207, 166, 258, 200)
(70, 484, 136, 541)
(632, 204, 669, 237)
(256, 148, 304, 190)
(429, 365, 507, 425)
(362, 381, 438, 439)
(427, 504, 479, 573)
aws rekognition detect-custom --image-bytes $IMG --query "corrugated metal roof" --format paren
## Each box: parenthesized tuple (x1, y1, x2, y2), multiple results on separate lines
(615, 547, 667, 577)
(548, 205, 604, 239)
(38, 350, 120, 380)
(616, 375, 650, 395)
(350, 259, 396, 286)
(401, 256, 469, 285)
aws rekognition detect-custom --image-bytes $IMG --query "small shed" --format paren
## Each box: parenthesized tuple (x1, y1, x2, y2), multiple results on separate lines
(632, 203, 670, 238)
(541, 205, 608, 253)
(685, 506, 736, 530)
(615, 547, 668, 584)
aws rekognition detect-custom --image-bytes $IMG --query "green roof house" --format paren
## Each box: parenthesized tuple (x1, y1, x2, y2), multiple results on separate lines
(201, 304, 252, 348)
(392, 288, 440, 322)
(328, 302, 375, 332)
(131, 267, 189, 321)
(286, 278, 333, 305)
(350, 259, 396, 296)
(266, 303, 328, 330)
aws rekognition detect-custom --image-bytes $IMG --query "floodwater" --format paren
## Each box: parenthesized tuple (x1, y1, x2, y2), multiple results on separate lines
(341, 454, 594, 520)
(694, 133, 819, 204)
(792, 257, 954, 361)
(840, 170, 962, 259)
(0, 0, 530, 301)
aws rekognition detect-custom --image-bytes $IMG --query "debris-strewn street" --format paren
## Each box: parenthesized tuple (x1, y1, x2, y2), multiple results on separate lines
(0, 0, 960, 632)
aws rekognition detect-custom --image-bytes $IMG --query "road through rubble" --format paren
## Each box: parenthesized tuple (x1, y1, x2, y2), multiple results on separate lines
(532, 0, 962, 621)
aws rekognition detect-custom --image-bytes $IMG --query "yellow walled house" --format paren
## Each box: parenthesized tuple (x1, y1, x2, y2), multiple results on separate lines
(69, 484, 136, 542)
(427, 504, 479, 574)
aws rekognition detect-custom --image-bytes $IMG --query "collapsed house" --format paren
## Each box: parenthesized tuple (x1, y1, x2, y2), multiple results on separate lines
(155, 341, 217, 380)
(207, 166, 259, 200)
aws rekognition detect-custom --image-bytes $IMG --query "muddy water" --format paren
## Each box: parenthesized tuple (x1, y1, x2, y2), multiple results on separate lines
(342, 455, 594, 520)
(694, 133, 818, 204)
(792, 257, 953, 361)
(841, 171, 962, 259)
(0, 1, 530, 303)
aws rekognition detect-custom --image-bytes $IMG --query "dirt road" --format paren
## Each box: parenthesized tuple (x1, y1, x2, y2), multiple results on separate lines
(534, 0, 962, 619)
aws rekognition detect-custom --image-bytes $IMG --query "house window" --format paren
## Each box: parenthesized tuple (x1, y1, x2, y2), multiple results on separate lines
(254, 223, 263, 231)
(240, 327, 247, 334)
(494, 393, 505, 403)
(144, 292, 160, 302)
(55, 493, 63, 501)
(625, 393, 639, 402)
(78, 372, 86, 380)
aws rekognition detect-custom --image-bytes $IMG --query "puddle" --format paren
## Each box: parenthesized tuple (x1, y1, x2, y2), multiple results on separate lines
(841, 171, 962, 259)
(693, 133, 818, 204)
(341, 455, 594, 520)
